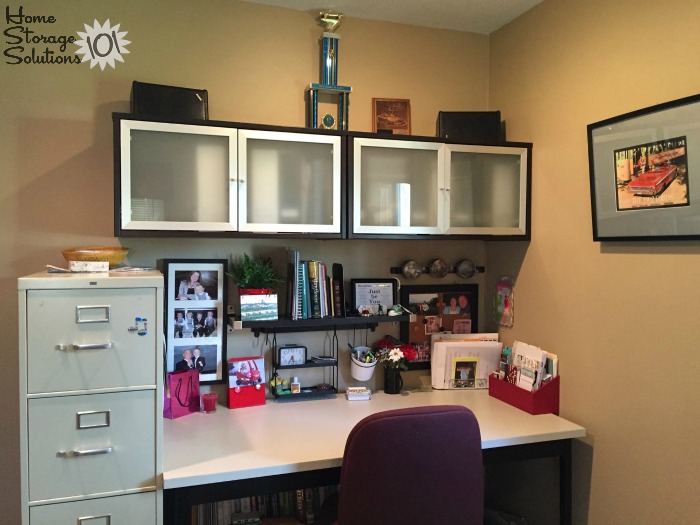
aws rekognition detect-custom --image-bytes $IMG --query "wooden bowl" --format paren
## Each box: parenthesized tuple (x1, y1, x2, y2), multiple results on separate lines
(62, 246, 129, 268)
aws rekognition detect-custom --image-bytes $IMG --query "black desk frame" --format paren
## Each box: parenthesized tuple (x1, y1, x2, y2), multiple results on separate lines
(164, 438, 573, 525)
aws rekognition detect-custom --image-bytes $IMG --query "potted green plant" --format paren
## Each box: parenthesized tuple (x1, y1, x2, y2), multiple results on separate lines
(228, 254, 282, 295)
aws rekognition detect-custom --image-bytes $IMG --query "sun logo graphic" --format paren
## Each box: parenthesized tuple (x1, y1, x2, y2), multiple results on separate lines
(74, 19, 130, 70)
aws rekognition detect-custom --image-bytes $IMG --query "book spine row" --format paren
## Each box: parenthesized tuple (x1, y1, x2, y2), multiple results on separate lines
(194, 485, 339, 525)
(287, 250, 345, 320)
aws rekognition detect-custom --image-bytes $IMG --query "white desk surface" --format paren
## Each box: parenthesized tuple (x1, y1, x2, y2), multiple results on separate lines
(163, 389, 585, 489)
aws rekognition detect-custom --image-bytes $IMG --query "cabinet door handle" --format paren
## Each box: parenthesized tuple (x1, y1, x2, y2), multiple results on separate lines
(56, 342, 113, 351)
(78, 514, 111, 524)
(57, 446, 114, 458)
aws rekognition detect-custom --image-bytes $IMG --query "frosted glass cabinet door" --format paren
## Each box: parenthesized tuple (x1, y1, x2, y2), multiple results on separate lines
(119, 119, 237, 232)
(352, 138, 443, 234)
(445, 144, 530, 236)
(238, 129, 342, 234)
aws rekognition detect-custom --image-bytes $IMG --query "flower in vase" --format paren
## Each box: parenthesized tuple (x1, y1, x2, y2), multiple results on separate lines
(374, 339, 418, 371)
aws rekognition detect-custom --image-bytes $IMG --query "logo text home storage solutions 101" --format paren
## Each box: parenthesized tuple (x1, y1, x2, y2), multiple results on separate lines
(3, 5, 130, 70)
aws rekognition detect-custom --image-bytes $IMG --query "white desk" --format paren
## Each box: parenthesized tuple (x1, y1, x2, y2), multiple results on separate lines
(163, 389, 585, 524)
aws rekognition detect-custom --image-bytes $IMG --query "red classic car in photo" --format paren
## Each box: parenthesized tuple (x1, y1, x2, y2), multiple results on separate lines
(627, 164, 678, 196)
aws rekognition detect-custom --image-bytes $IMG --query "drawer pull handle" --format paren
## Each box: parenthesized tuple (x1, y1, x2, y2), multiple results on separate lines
(57, 446, 114, 458)
(76, 305, 111, 323)
(57, 342, 114, 351)
(78, 514, 112, 524)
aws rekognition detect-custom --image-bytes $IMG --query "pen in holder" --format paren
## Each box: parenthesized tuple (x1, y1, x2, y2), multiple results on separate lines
(350, 346, 377, 382)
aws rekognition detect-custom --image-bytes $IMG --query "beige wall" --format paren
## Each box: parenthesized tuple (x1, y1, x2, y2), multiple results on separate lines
(0, 1, 490, 522)
(6, 1, 697, 523)
(489, 0, 700, 523)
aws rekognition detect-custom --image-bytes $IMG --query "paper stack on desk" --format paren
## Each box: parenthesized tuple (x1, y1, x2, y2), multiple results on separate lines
(511, 341, 548, 391)
(431, 337, 503, 390)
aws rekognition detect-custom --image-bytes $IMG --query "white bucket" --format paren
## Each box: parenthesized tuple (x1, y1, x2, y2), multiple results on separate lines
(351, 355, 377, 382)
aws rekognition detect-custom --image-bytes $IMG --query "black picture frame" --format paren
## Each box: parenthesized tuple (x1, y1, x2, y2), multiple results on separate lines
(400, 284, 479, 370)
(350, 278, 398, 315)
(587, 93, 700, 241)
(162, 259, 227, 384)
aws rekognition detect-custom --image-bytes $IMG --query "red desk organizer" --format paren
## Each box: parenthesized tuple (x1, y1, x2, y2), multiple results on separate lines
(489, 375, 560, 415)
(227, 383, 266, 409)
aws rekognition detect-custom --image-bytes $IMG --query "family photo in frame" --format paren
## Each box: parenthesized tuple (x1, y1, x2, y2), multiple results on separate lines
(399, 284, 479, 370)
(163, 259, 227, 383)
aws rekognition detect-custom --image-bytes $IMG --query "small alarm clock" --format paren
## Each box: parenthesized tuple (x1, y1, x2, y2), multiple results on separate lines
(278, 345, 307, 366)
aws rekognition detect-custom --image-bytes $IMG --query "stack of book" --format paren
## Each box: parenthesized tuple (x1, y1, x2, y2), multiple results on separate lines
(194, 485, 339, 525)
(287, 249, 345, 320)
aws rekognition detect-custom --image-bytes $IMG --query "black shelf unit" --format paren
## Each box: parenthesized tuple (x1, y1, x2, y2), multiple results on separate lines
(243, 314, 409, 337)
(259, 315, 408, 402)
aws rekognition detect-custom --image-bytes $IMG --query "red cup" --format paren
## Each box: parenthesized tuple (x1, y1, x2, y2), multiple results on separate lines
(201, 392, 218, 413)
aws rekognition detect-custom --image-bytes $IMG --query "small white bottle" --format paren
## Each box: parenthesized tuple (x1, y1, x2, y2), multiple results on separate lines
(291, 376, 301, 394)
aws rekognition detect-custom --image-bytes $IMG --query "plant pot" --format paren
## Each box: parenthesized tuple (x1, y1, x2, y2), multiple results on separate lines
(383, 367, 403, 395)
(238, 288, 271, 295)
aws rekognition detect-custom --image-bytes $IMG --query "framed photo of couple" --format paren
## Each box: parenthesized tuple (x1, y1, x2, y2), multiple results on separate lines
(162, 259, 227, 383)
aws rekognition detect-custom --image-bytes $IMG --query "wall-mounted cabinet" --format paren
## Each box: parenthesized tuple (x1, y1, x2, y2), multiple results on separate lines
(349, 134, 531, 239)
(113, 114, 344, 238)
(114, 114, 530, 240)
(237, 129, 342, 234)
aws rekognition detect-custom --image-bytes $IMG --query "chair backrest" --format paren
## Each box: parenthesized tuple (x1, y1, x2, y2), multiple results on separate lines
(337, 405, 484, 525)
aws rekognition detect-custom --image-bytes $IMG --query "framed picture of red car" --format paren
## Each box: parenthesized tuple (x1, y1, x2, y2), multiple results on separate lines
(588, 93, 700, 241)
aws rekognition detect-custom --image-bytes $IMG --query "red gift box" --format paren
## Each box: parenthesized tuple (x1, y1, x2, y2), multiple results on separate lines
(489, 375, 560, 415)
(227, 356, 266, 409)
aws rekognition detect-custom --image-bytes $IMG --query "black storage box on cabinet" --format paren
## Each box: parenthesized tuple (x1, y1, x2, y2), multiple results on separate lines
(437, 111, 502, 144)
(131, 81, 209, 120)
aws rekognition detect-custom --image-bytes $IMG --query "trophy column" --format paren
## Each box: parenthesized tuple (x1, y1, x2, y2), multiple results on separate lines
(306, 14, 351, 131)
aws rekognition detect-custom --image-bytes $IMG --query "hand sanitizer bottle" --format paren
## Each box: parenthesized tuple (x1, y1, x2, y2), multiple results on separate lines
(291, 376, 301, 394)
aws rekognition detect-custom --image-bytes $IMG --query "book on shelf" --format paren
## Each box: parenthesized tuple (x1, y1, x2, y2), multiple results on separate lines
(307, 260, 322, 319)
(287, 249, 302, 320)
(332, 262, 345, 317)
(285, 249, 346, 321)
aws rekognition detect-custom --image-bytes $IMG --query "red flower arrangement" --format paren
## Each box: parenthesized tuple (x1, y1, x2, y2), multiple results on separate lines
(373, 338, 417, 371)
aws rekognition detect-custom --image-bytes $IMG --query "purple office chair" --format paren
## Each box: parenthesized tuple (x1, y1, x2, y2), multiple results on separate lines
(331, 405, 484, 525)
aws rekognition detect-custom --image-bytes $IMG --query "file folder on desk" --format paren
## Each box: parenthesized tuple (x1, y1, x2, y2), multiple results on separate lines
(431, 340, 503, 389)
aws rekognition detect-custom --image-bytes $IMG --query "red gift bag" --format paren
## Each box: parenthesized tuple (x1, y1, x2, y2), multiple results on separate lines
(164, 369, 200, 419)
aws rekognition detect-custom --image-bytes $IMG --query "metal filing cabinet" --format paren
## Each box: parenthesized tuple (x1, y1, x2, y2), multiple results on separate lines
(18, 271, 163, 524)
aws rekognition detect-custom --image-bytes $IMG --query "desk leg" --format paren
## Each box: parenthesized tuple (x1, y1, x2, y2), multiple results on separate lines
(164, 487, 192, 525)
(483, 439, 573, 525)
(560, 439, 572, 525)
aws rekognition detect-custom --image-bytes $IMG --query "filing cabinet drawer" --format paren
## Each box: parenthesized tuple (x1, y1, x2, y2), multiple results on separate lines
(30, 491, 157, 524)
(28, 390, 156, 502)
(26, 288, 156, 393)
